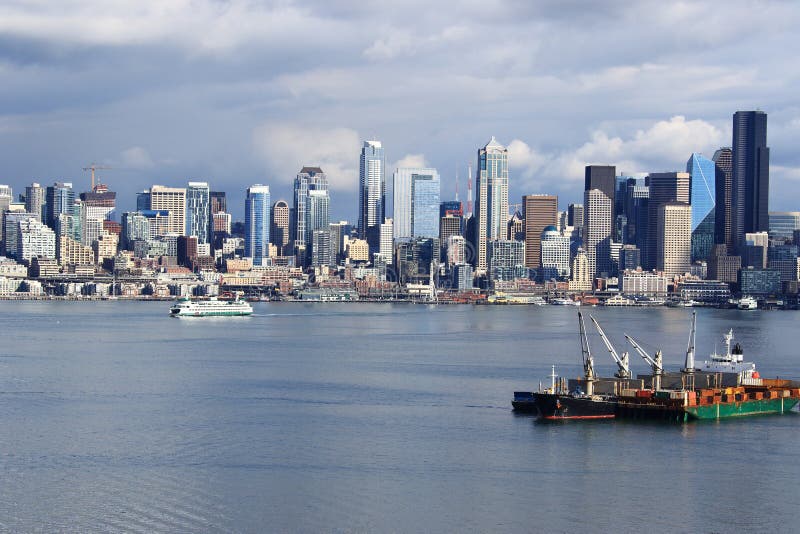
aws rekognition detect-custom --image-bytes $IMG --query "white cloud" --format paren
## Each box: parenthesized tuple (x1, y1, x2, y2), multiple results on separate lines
(391, 154, 429, 171)
(252, 122, 362, 192)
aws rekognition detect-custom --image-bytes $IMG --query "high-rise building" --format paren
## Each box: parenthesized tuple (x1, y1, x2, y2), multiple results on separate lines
(17, 218, 56, 262)
(623, 179, 648, 248)
(732, 110, 769, 250)
(540, 226, 570, 280)
(25, 183, 46, 222)
(379, 218, 394, 264)
(358, 141, 385, 246)
(310, 229, 332, 267)
(293, 167, 328, 255)
(213, 212, 232, 235)
(585, 166, 616, 206)
(568, 203, 584, 229)
(657, 203, 691, 277)
(244, 185, 271, 266)
(136, 190, 151, 211)
(79, 185, 116, 246)
(686, 154, 716, 261)
(446, 235, 466, 266)
(474, 137, 509, 273)
(583, 188, 613, 281)
(522, 194, 557, 269)
(121, 212, 150, 250)
(393, 168, 440, 239)
(713, 147, 733, 252)
(150, 185, 187, 236)
(439, 214, 462, 262)
(0, 185, 12, 245)
(569, 249, 592, 291)
(45, 182, 74, 231)
(487, 239, 525, 281)
(3, 212, 37, 259)
(271, 200, 290, 254)
(440, 201, 463, 218)
(210, 191, 226, 214)
(329, 221, 351, 264)
(186, 182, 211, 245)
(644, 172, 690, 269)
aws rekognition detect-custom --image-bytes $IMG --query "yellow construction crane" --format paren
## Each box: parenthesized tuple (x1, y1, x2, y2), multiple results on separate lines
(82, 163, 112, 191)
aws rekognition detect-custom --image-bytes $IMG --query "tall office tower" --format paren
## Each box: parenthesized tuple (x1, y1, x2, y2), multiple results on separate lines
(393, 168, 441, 239)
(45, 182, 75, 230)
(439, 214, 462, 262)
(686, 154, 716, 261)
(732, 111, 769, 251)
(614, 176, 633, 219)
(624, 178, 649, 248)
(25, 183, 45, 222)
(583, 188, 613, 281)
(121, 212, 150, 250)
(474, 137, 509, 273)
(585, 165, 616, 206)
(744, 231, 769, 269)
(446, 235, 466, 266)
(440, 200, 463, 218)
(769, 212, 800, 241)
(271, 200, 290, 254)
(293, 166, 329, 252)
(329, 221, 350, 264)
(210, 191, 226, 214)
(379, 218, 394, 264)
(522, 194, 557, 269)
(569, 249, 592, 291)
(713, 147, 733, 251)
(507, 211, 524, 241)
(644, 172, 690, 269)
(150, 185, 187, 236)
(186, 182, 210, 244)
(358, 141, 385, 244)
(656, 202, 691, 277)
(540, 226, 571, 279)
(244, 185, 271, 266)
(79, 185, 116, 246)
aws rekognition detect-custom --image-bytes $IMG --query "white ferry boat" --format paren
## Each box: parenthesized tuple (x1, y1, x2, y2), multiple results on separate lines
(737, 296, 758, 310)
(169, 297, 253, 317)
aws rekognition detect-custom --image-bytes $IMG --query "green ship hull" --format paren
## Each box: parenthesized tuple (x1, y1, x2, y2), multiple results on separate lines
(684, 397, 800, 420)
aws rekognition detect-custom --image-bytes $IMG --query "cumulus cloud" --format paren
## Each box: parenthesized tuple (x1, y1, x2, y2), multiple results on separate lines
(252, 122, 362, 192)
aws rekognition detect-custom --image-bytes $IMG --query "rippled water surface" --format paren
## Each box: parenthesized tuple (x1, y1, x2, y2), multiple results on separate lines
(1, 301, 798, 532)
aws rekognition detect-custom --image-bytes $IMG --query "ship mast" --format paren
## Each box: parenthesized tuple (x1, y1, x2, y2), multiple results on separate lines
(682, 312, 697, 390)
(578, 312, 595, 395)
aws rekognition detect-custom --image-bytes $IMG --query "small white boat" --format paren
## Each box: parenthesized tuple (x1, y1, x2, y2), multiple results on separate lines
(550, 297, 581, 306)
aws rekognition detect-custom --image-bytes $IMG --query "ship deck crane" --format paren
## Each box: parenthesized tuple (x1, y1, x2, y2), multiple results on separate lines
(590, 315, 631, 379)
(578, 312, 596, 395)
(682, 312, 697, 390)
(625, 333, 663, 390)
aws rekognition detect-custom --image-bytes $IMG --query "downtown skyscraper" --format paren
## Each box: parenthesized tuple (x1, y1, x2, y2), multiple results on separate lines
(686, 153, 716, 261)
(186, 181, 211, 245)
(583, 165, 615, 280)
(732, 110, 769, 250)
(393, 168, 441, 240)
(358, 141, 385, 252)
(245, 185, 271, 266)
(474, 137, 509, 273)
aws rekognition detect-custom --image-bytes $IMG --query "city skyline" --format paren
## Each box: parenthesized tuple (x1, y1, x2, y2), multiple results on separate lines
(1, 2, 799, 220)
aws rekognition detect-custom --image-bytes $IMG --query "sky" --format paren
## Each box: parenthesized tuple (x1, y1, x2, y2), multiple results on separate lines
(1, 0, 799, 221)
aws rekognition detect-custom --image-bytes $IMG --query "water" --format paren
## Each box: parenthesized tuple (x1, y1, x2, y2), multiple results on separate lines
(1, 302, 798, 532)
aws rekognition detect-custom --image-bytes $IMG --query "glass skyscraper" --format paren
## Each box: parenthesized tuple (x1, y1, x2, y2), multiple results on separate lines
(45, 182, 75, 231)
(687, 153, 716, 261)
(358, 141, 385, 240)
(732, 110, 769, 250)
(186, 182, 211, 245)
(474, 137, 509, 273)
(245, 185, 271, 266)
(293, 167, 328, 254)
(393, 168, 440, 239)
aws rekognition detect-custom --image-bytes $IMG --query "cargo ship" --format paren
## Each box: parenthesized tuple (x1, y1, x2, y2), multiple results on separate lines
(513, 312, 800, 422)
